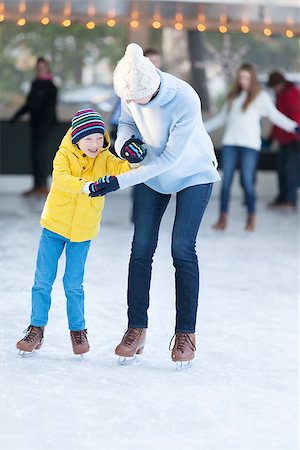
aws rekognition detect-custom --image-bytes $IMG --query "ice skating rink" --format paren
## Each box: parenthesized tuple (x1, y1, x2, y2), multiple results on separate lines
(0, 173, 298, 450)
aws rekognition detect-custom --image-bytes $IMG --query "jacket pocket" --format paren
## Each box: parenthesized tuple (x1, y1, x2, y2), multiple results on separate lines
(89, 197, 103, 212)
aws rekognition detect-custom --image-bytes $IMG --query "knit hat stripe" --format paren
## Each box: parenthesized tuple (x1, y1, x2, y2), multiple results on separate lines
(72, 126, 105, 141)
(73, 112, 102, 124)
(71, 108, 105, 144)
(72, 121, 104, 133)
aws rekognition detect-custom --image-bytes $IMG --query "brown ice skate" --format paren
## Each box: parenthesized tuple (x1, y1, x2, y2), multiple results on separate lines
(115, 328, 146, 365)
(245, 214, 255, 231)
(70, 329, 90, 356)
(169, 333, 196, 370)
(212, 214, 227, 230)
(16, 325, 45, 356)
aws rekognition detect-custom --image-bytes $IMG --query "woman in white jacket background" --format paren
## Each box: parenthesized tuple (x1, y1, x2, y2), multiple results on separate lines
(205, 63, 299, 231)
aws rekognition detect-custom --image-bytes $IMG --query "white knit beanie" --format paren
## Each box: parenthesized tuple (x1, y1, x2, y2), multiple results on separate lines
(113, 43, 161, 100)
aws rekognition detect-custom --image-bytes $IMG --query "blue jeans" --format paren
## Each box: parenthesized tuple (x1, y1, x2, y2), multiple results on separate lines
(128, 183, 213, 333)
(283, 141, 300, 206)
(220, 146, 259, 214)
(31, 228, 91, 331)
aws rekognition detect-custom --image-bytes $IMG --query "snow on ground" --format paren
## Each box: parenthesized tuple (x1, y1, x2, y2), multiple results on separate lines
(0, 174, 298, 450)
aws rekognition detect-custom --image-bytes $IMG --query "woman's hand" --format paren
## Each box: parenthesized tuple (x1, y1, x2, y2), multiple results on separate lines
(120, 136, 147, 163)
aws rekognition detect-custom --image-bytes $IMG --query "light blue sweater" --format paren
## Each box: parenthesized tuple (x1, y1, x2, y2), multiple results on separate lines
(115, 70, 221, 194)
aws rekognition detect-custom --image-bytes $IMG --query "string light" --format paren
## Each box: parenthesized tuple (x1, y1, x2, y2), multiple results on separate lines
(0, 1, 4, 21)
(285, 29, 294, 38)
(152, 20, 161, 29)
(41, 17, 49, 25)
(62, 18, 71, 27)
(197, 13, 206, 32)
(17, 17, 26, 26)
(219, 14, 227, 33)
(263, 27, 272, 36)
(174, 22, 183, 30)
(86, 21, 95, 29)
(241, 24, 249, 33)
(197, 24, 206, 31)
(219, 25, 227, 33)
(106, 18, 116, 27)
(130, 19, 139, 28)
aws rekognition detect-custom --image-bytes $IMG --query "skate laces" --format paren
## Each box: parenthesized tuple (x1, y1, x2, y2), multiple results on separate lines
(123, 328, 143, 348)
(169, 333, 196, 353)
(22, 326, 43, 343)
(71, 329, 88, 346)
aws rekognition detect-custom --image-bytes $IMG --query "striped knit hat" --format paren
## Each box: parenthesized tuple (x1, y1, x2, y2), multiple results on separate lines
(71, 108, 105, 144)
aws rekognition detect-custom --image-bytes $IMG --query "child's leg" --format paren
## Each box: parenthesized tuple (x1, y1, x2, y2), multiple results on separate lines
(31, 229, 65, 326)
(63, 240, 91, 331)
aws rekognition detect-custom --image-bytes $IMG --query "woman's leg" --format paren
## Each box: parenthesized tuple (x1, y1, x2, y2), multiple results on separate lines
(63, 239, 91, 331)
(213, 146, 239, 229)
(240, 147, 259, 214)
(220, 146, 239, 213)
(31, 229, 65, 326)
(128, 184, 171, 328)
(172, 183, 213, 333)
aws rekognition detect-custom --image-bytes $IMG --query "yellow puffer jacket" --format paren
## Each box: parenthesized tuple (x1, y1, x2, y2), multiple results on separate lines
(40, 128, 131, 242)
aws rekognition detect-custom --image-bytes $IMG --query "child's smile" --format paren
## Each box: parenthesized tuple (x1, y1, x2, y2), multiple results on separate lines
(77, 133, 104, 158)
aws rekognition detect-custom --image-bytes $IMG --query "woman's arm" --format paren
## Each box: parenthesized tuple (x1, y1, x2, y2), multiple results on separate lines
(204, 104, 228, 133)
(261, 91, 298, 132)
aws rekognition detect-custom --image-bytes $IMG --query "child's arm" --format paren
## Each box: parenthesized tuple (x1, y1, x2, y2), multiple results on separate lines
(52, 149, 88, 194)
(105, 152, 133, 176)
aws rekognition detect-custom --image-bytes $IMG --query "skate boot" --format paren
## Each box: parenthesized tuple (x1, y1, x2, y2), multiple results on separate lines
(169, 333, 196, 370)
(70, 329, 90, 357)
(115, 328, 146, 365)
(16, 325, 45, 356)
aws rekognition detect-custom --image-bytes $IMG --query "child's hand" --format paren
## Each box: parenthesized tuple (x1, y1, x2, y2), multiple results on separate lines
(89, 176, 120, 197)
(120, 136, 147, 163)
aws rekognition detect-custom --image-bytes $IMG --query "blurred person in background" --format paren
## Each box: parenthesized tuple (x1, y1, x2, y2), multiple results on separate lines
(10, 57, 58, 196)
(205, 63, 300, 231)
(267, 71, 300, 210)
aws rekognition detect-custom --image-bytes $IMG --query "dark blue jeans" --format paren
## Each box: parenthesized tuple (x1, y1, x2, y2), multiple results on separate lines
(127, 183, 213, 333)
(220, 146, 259, 214)
(283, 141, 300, 206)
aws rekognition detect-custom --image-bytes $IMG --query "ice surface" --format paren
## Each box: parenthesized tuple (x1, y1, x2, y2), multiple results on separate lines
(0, 174, 298, 450)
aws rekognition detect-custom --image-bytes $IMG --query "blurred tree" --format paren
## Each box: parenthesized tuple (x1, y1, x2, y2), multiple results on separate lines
(0, 23, 127, 105)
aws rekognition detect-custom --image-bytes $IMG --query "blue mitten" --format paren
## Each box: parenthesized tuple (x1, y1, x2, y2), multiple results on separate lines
(295, 126, 300, 136)
(120, 136, 147, 163)
(89, 176, 120, 197)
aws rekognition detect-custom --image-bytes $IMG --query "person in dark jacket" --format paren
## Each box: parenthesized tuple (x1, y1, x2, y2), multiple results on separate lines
(10, 57, 58, 196)
(267, 71, 300, 209)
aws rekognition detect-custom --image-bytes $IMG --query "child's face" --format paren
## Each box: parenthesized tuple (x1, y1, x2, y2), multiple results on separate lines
(77, 133, 104, 158)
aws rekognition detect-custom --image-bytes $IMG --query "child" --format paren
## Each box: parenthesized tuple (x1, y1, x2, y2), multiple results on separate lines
(16, 108, 146, 356)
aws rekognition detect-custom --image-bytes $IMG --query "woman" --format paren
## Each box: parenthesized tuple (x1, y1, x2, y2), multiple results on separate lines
(205, 63, 299, 231)
(90, 43, 220, 369)
(10, 57, 57, 196)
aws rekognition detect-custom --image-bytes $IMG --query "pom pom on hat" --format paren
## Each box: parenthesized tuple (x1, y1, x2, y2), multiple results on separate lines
(113, 43, 160, 101)
(71, 108, 105, 144)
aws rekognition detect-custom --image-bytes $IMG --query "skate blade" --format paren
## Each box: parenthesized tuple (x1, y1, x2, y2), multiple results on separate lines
(117, 355, 138, 366)
(18, 350, 37, 358)
(175, 360, 192, 371)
